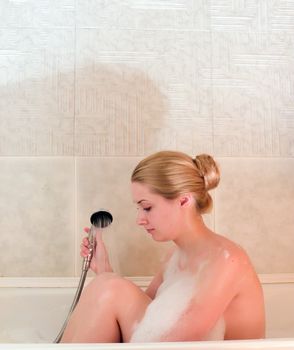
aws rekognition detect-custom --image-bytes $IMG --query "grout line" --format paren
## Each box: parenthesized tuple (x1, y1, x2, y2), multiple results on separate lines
(208, 1, 216, 232)
(73, 158, 78, 276)
(73, 0, 78, 277)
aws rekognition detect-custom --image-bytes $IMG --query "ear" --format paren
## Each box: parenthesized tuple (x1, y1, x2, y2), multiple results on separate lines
(179, 194, 193, 207)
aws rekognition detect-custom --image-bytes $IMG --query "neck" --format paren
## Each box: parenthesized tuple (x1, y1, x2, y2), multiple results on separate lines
(173, 211, 213, 256)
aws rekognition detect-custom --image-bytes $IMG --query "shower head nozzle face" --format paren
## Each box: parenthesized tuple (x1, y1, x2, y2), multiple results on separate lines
(90, 211, 113, 228)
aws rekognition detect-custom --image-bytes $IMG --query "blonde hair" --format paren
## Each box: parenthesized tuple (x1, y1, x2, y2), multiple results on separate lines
(131, 151, 220, 213)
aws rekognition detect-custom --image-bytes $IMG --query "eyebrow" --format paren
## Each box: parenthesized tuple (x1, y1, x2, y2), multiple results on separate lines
(137, 199, 149, 204)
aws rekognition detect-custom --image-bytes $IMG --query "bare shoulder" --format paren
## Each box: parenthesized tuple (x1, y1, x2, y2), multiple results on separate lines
(207, 233, 257, 287)
(214, 233, 252, 266)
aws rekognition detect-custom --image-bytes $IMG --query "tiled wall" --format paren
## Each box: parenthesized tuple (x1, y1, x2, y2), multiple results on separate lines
(0, 1, 293, 277)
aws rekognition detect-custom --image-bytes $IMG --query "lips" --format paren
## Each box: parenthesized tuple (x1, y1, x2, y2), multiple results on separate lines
(146, 228, 155, 234)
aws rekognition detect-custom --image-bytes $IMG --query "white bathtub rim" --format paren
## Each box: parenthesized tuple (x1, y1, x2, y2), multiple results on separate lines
(1, 339, 294, 350)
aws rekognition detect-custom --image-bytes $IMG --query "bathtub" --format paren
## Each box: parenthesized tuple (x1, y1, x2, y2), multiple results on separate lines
(0, 275, 294, 349)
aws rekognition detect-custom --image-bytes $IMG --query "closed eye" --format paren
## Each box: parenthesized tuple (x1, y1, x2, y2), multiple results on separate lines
(143, 207, 151, 212)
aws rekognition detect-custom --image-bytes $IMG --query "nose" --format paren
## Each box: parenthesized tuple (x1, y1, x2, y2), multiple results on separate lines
(136, 210, 148, 226)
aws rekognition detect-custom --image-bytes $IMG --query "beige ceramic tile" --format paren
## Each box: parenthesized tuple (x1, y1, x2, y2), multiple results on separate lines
(210, 0, 260, 32)
(267, 0, 294, 32)
(77, 0, 210, 30)
(75, 29, 212, 156)
(0, 118, 74, 156)
(215, 157, 294, 273)
(0, 158, 75, 277)
(211, 31, 294, 157)
(0, 29, 75, 155)
(1, 0, 75, 28)
(76, 156, 214, 276)
(210, 0, 294, 32)
(74, 64, 169, 156)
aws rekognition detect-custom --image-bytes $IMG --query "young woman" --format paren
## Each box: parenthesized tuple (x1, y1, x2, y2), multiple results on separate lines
(61, 151, 265, 343)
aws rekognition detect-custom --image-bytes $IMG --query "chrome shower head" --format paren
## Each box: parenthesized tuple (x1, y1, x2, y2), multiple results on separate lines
(90, 210, 113, 228)
(83, 210, 113, 273)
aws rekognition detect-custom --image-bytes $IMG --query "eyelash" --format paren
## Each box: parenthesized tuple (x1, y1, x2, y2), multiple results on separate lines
(143, 207, 151, 212)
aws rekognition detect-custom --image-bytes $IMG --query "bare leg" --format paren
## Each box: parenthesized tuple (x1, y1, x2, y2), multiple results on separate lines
(61, 273, 151, 343)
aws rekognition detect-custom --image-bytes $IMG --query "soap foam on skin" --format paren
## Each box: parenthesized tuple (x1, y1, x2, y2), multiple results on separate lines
(130, 249, 196, 342)
(130, 249, 225, 342)
(223, 250, 230, 260)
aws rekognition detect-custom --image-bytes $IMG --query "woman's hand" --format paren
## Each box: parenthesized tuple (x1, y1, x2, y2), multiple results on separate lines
(80, 227, 113, 274)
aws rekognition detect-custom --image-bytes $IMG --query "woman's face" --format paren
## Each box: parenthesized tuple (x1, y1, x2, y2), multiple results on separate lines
(131, 181, 182, 242)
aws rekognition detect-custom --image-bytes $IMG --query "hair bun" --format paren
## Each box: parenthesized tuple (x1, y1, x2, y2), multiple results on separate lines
(194, 154, 220, 191)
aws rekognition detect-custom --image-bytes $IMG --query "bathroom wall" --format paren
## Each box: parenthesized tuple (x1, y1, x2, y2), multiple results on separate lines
(0, 0, 293, 277)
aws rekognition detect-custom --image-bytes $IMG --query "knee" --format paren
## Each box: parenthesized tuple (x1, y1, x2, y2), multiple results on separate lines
(90, 272, 120, 287)
(85, 273, 133, 302)
(99, 274, 136, 298)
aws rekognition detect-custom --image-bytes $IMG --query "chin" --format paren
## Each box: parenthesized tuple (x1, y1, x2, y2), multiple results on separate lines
(152, 235, 172, 243)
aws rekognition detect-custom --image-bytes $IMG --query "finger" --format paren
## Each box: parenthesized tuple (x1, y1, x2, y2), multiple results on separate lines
(80, 246, 90, 257)
(82, 237, 89, 246)
(80, 251, 89, 258)
(80, 240, 89, 251)
(80, 242, 89, 251)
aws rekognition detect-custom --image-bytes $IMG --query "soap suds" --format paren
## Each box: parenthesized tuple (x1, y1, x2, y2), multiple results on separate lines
(130, 249, 225, 342)
(131, 250, 196, 342)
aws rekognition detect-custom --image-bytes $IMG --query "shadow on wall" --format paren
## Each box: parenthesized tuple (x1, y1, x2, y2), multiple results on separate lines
(0, 63, 171, 277)
(0, 63, 170, 156)
(75, 63, 170, 156)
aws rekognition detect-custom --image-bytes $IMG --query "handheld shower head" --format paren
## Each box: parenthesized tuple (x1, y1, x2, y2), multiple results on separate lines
(84, 210, 113, 272)
(90, 210, 113, 228)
